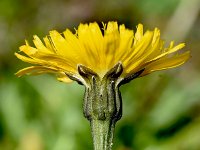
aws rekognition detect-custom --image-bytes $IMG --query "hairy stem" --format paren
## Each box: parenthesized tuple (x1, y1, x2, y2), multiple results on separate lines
(91, 120, 115, 150)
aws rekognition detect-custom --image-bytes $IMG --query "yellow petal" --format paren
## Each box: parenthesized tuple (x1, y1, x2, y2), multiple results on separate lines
(134, 24, 143, 45)
(63, 29, 88, 65)
(16, 66, 72, 83)
(125, 31, 162, 74)
(19, 45, 38, 56)
(123, 31, 154, 72)
(15, 53, 42, 65)
(33, 35, 52, 54)
(49, 30, 71, 56)
(15, 52, 76, 73)
(116, 24, 134, 61)
(77, 23, 101, 68)
(15, 66, 59, 77)
(142, 51, 191, 75)
(147, 43, 185, 64)
(104, 22, 120, 70)
(43, 36, 55, 52)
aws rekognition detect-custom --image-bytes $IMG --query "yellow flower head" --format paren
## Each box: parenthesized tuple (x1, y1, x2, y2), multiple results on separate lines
(15, 22, 190, 83)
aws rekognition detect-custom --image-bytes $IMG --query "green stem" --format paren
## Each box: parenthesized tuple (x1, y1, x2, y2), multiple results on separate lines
(91, 120, 115, 150)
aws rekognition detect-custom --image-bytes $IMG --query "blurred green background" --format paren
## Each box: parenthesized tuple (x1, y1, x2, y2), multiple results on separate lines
(0, 0, 200, 149)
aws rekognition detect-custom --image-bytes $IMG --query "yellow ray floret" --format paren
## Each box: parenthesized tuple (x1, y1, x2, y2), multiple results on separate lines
(15, 21, 190, 83)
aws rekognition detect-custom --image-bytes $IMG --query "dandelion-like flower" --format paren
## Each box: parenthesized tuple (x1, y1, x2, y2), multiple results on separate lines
(15, 22, 190, 84)
(15, 21, 190, 150)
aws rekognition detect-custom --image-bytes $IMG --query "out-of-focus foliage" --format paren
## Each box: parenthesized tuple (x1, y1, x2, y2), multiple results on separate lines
(0, 0, 200, 150)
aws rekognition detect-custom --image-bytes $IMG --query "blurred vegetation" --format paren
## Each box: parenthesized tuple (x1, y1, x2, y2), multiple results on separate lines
(0, 0, 200, 150)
